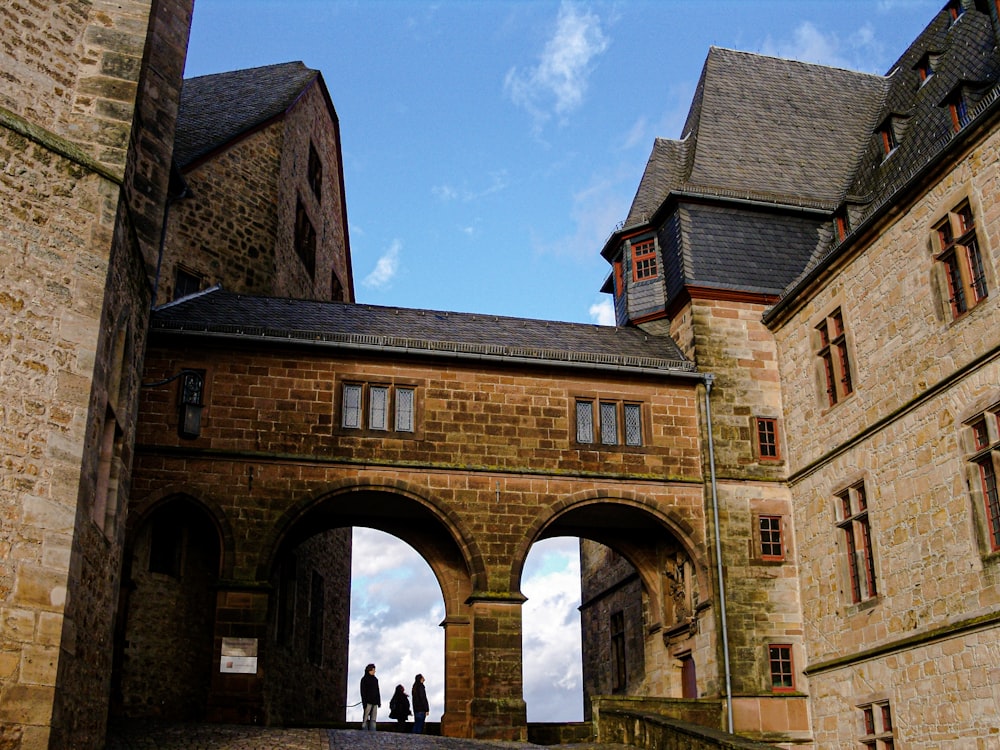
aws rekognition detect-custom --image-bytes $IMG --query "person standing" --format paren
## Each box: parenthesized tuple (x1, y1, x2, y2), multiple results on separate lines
(360, 664, 380, 731)
(411, 673, 429, 734)
(389, 684, 411, 729)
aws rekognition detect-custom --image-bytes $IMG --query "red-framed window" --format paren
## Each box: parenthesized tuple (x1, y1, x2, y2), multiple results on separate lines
(613, 259, 624, 297)
(878, 123, 897, 156)
(768, 644, 794, 693)
(947, 0, 964, 24)
(834, 210, 850, 242)
(631, 239, 657, 281)
(935, 200, 988, 318)
(947, 90, 971, 131)
(968, 412, 1000, 552)
(860, 701, 895, 749)
(836, 482, 878, 604)
(756, 417, 780, 460)
(816, 308, 854, 407)
(759, 516, 784, 561)
(916, 53, 935, 84)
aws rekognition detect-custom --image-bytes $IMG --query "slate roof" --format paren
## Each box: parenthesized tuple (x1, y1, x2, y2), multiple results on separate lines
(173, 62, 319, 168)
(611, 3, 1000, 310)
(675, 204, 824, 296)
(151, 288, 697, 375)
(780, 3, 1000, 300)
(621, 48, 887, 232)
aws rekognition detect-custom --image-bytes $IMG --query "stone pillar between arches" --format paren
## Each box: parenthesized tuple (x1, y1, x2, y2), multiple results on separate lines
(467, 595, 527, 741)
(440, 614, 472, 737)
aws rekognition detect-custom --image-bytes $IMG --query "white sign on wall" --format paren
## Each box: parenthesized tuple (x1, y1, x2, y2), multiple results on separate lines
(219, 637, 258, 674)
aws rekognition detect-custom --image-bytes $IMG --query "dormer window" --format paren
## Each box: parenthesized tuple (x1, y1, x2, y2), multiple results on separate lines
(834, 209, 850, 242)
(631, 238, 657, 281)
(877, 119, 899, 157)
(947, 0, 964, 25)
(945, 88, 972, 131)
(916, 53, 936, 85)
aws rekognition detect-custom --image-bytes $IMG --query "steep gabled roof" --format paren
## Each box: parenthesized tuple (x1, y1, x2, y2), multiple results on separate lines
(621, 48, 887, 235)
(173, 61, 319, 168)
(683, 48, 886, 205)
(623, 137, 692, 229)
(151, 288, 696, 375)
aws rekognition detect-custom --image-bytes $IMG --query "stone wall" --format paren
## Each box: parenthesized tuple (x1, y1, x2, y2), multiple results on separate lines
(770, 112, 1000, 746)
(159, 123, 283, 303)
(0, 1, 192, 747)
(128, 335, 711, 736)
(158, 78, 350, 305)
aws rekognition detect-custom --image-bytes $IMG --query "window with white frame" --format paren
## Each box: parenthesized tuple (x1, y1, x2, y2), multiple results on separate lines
(341, 382, 416, 433)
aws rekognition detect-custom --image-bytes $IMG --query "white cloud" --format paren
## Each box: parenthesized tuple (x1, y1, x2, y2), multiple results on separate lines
(362, 240, 401, 289)
(347, 530, 585, 725)
(759, 19, 889, 73)
(433, 170, 509, 203)
(504, 1, 609, 131)
(348, 529, 445, 724)
(522, 537, 583, 721)
(589, 298, 615, 326)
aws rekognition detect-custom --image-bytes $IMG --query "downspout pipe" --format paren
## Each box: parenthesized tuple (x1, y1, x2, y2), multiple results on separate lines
(703, 373, 734, 734)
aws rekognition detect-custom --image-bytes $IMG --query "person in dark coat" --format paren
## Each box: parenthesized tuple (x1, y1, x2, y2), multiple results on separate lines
(388, 684, 411, 728)
(360, 664, 380, 731)
(411, 673, 429, 734)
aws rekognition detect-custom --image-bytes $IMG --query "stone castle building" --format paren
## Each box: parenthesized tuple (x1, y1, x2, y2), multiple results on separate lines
(1, 1, 998, 749)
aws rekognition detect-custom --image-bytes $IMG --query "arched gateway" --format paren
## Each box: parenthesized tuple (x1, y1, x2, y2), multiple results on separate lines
(120, 290, 714, 740)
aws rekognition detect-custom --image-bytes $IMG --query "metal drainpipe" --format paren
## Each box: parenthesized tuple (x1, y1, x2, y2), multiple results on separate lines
(703, 373, 734, 734)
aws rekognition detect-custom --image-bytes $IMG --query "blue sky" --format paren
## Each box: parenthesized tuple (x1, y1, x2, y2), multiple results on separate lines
(184, 0, 946, 723)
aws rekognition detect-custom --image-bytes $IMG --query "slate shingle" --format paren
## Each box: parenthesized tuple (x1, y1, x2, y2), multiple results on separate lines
(152, 288, 696, 374)
(173, 62, 319, 168)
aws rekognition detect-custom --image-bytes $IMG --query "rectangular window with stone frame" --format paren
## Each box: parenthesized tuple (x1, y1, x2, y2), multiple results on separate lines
(934, 200, 988, 318)
(768, 643, 794, 693)
(965, 405, 1000, 553)
(341, 382, 416, 434)
(575, 399, 643, 446)
(859, 700, 895, 749)
(816, 307, 854, 407)
(836, 481, 878, 605)
(295, 196, 317, 277)
(610, 610, 626, 692)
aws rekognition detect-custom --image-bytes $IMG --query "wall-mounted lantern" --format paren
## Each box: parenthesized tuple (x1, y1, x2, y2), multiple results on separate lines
(179, 370, 205, 439)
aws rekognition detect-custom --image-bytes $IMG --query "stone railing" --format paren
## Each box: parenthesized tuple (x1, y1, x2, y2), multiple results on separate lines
(592, 697, 776, 750)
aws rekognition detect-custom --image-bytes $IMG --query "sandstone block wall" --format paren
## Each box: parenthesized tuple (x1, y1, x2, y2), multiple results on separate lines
(128, 335, 711, 734)
(0, 1, 192, 747)
(772, 117, 1000, 747)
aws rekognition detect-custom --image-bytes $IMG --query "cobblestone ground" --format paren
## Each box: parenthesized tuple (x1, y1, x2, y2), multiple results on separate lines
(105, 723, 632, 750)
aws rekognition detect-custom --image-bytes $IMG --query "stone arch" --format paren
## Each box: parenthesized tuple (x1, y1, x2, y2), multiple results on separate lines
(255, 477, 483, 734)
(126, 485, 234, 578)
(112, 490, 226, 721)
(513, 488, 709, 600)
(258, 478, 484, 603)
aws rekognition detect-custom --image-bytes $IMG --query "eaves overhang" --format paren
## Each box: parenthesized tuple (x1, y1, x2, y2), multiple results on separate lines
(149, 323, 703, 381)
(763, 83, 1000, 329)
